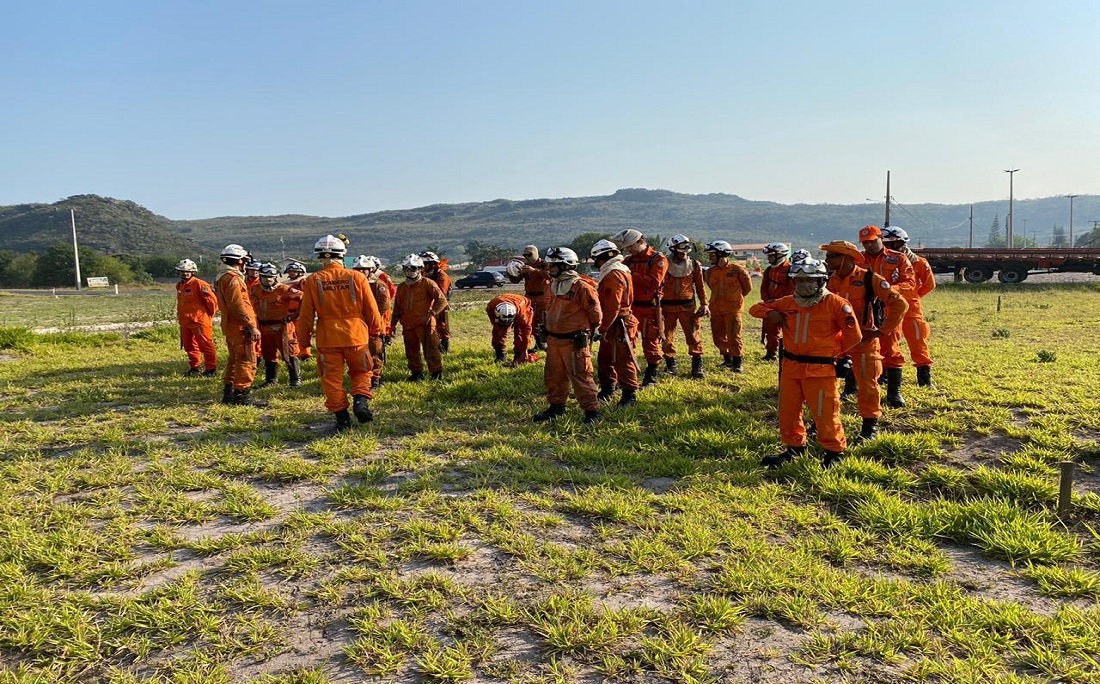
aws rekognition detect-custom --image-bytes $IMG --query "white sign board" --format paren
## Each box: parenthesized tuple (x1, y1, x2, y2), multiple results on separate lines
(86, 276, 110, 288)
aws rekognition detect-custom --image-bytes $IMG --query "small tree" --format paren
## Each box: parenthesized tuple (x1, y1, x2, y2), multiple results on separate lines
(985, 214, 1005, 248)
(465, 240, 514, 267)
(1052, 225, 1067, 247)
(0, 252, 37, 288)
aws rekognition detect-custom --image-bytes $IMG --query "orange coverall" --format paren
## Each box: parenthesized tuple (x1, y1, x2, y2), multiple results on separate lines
(214, 269, 260, 390)
(393, 278, 447, 374)
(286, 278, 310, 360)
(368, 278, 393, 385)
(749, 294, 862, 452)
(296, 262, 383, 413)
(859, 248, 915, 369)
(624, 247, 668, 365)
(486, 293, 534, 359)
(544, 277, 602, 411)
(176, 276, 218, 371)
(378, 272, 397, 335)
(827, 267, 908, 419)
(251, 284, 303, 362)
(597, 267, 640, 392)
(705, 261, 753, 358)
(428, 268, 452, 343)
(901, 253, 935, 367)
(760, 260, 794, 354)
(661, 259, 707, 359)
(508, 260, 552, 334)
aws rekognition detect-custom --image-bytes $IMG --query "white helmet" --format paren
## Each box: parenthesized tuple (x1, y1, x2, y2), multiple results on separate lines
(258, 262, 280, 278)
(545, 247, 580, 268)
(283, 261, 306, 276)
(175, 259, 198, 272)
(791, 249, 812, 264)
(220, 244, 248, 261)
(419, 251, 441, 264)
(314, 234, 347, 259)
(401, 254, 425, 269)
(494, 301, 518, 325)
(505, 260, 523, 277)
(882, 226, 910, 243)
(351, 254, 373, 270)
(763, 242, 790, 258)
(666, 234, 693, 252)
(590, 239, 620, 259)
(609, 229, 643, 250)
(789, 258, 828, 279)
(704, 240, 733, 256)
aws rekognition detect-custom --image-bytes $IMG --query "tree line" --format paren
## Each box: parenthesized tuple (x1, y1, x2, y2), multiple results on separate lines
(0, 243, 212, 288)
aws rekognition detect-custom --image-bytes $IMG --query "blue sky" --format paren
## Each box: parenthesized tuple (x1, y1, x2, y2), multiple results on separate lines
(2, 1, 1097, 219)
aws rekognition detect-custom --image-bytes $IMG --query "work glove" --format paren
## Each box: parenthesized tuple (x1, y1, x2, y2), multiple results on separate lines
(383, 335, 393, 346)
(592, 331, 603, 342)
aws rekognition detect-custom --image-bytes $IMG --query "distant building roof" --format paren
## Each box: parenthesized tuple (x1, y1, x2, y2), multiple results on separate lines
(727, 243, 768, 251)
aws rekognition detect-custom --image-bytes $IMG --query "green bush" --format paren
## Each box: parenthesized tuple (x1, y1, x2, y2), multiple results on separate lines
(0, 326, 34, 351)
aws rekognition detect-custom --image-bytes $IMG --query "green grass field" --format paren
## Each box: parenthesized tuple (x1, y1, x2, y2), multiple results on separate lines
(1, 282, 1099, 683)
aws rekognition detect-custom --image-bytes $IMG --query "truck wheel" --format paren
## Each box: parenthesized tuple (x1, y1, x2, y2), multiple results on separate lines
(963, 265, 993, 283)
(997, 266, 1028, 284)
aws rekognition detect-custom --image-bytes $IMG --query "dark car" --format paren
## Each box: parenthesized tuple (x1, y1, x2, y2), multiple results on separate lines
(454, 270, 506, 289)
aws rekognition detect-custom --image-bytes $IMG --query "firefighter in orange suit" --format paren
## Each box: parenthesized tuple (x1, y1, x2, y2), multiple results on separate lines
(533, 247, 603, 424)
(392, 254, 447, 381)
(486, 293, 535, 365)
(882, 227, 936, 387)
(750, 258, 862, 468)
(214, 244, 263, 406)
(507, 245, 552, 351)
(352, 256, 393, 389)
(175, 259, 218, 377)
(610, 229, 668, 387)
(244, 260, 260, 289)
(857, 225, 916, 408)
(821, 241, 909, 442)
(420, 252, 452, 354)
(251, 263, 303, 388)
(704, 240, 753, 373)
(591, 239, 640, 407)
(661, 234, 709, 379)
(760, 243, 795, 361)
(297, 235, 384, 431)
(283, 261, 311, 362)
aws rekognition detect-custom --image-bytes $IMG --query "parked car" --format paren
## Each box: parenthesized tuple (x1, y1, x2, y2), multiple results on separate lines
(454, 270, 506, 289)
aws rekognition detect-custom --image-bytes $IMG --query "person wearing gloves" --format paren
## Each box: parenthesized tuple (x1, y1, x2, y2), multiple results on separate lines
(609, 229, 668, 388)
(591, 239, 640, 406)
(175, 258, 218, 377)
(392, 254, 448, 381)
(214, 244, 263, 406)
(661, 234, 709, 379)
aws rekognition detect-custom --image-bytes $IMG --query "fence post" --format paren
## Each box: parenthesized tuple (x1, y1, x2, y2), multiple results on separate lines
(1058, 461, 1075, 516)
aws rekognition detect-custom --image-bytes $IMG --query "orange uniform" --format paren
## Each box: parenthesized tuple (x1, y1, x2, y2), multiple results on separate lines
(251, 284, 303, 362)
(176, 276, 218, 372)
(509, 260, 552, 336)
(624, 247, 668, 365)
(428, 269, 452, 344)
(749, 293, 862, 452)
(544, 276, 602, 411)
(596, 263, 640, 393)
(377, 272, 397, 334)
(367, 277, 393, 385)
(898, 249, 935, 368)
(285, 278, 310, 360)
(214, 269, 259, 390)
(827, 267, 908, 419)
(297, 262, 383, 413)
(661, 257, 707, 359)
(486, 293, 534, 360)
(760, 260, 794, 355)
(392, 277, 447, 375)
(859, 248, 915, 369)
(705, 260, 753, 359)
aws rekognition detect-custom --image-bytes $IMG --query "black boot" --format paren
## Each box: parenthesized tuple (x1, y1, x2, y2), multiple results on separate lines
(533, 404, 566, 422)
(761, 445, 806, 469)
(408, 371, 425, 382)
(221, 383, 234, 404)
(851, 417, 877, 445)
(664, 357, 678, 375)
(642, 363, 660, 387)
(583, 410, 601, 425)
(806, 419, 817, 440)
(618, 388, 637, 407)
(916, 365, 933, 388)
(821, 450, 844, 468)
(439, 338, 450, 354)
(762, 350, 777, 362)
(186, 367, 202, 377)
(233, 389, 267, 407)
(260, 360, 278, 387)
(721, 355, 734, 368)
(690, 356, 704, 379)
(352, 394, 373, 423)
(730, 357, 743, 374)
(370, 376, 381, 390)
(430, 371, 443, 381)
(878, 371, 887, 386)
(202, 368, 217, 377)
(885, 368, 905, 408)
(287, 358, 302, 387)
(334, 409, 352, 432)
(840, 373, 859, 401)
(597, 380, 615, 402)
(494, 348, 506, 364)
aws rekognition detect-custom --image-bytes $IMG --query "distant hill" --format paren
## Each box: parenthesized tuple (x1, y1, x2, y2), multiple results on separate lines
(0, 195, 205, 258)
(3, 190, 1097, 264)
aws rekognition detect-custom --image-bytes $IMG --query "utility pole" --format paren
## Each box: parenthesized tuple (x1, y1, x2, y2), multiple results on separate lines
(968, 204, 974, 248)
(884, 170, 891, 227)
(1066, 194, 1078, 247)
(280, 237, 286, 261)
(1004, 168, 1019, 248)
(71, 209, 82, 291)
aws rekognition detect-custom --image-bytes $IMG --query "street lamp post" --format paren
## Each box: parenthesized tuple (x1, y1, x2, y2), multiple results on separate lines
(1004, 168, 1019, 248)
(1066, 195, 1078, 247)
